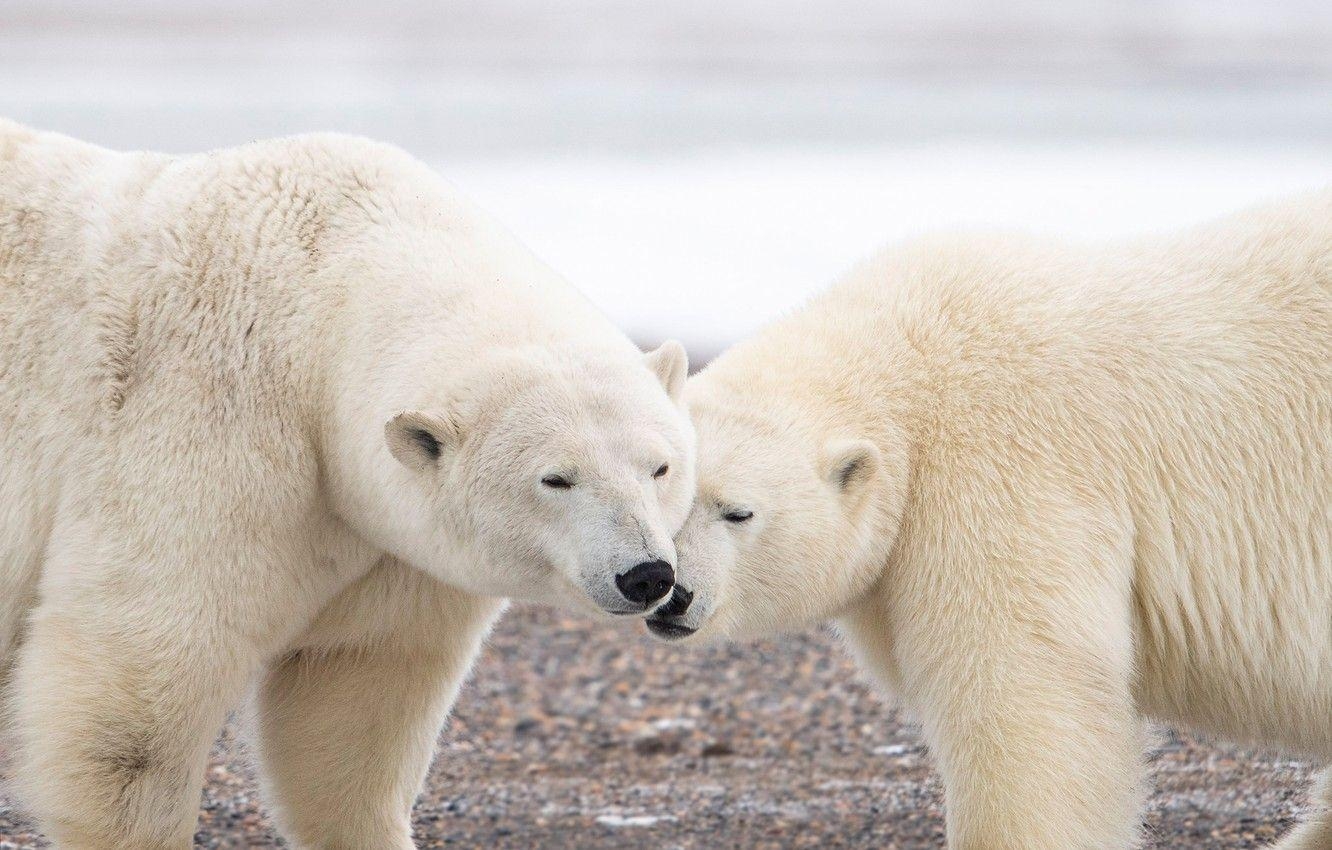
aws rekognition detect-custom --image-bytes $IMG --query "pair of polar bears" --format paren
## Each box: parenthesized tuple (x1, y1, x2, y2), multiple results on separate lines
(0, 123, 1327, 850)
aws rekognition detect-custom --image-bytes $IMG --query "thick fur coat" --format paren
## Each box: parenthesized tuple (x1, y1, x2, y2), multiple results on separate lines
(654, 193, 1332, 848)
(0, 121, 694, 848)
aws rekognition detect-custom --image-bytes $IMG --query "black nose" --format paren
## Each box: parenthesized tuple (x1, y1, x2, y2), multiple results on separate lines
(616, 560, 674, 606)
(656, 585, 694, 618)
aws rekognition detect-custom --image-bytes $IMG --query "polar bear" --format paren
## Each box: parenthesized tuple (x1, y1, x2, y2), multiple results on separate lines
(0, 121, 695, 849)
(646, 193, 1332, 848)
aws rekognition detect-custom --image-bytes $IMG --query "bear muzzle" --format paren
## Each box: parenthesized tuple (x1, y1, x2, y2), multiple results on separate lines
(614, 559, 675, 608)
(645, 585, 698, 640)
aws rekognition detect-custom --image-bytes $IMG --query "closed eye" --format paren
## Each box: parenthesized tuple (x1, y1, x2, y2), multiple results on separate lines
(541, 474, 574, 489)
(722, 509, 754, 524)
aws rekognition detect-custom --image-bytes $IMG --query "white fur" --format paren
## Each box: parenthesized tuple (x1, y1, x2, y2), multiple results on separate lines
(0, 121, 694, 848)
(656, 194, 1332, 849)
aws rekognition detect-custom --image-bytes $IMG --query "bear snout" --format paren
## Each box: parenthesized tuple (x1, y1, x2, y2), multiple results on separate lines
(615, 560, 675, 607)
(655, 585, 693, 618)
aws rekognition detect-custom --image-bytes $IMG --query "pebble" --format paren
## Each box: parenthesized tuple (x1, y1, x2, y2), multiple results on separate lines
(0, 605, 1315, 848)
(596, 814, 678, 828)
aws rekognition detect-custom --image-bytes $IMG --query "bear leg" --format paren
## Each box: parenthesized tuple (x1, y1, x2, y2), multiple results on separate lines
(882, 513, 1145, 850)
(11, 589, 271, 849)
(9, 440, 342, 847)
(252, 559, 503, 850)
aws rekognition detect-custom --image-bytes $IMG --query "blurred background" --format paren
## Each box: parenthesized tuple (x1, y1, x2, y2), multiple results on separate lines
(1, 3, 1329, 847)
(4, 0, 1332, 361)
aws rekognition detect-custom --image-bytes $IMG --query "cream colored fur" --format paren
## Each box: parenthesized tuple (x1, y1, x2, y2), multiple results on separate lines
(656, 194, 1332, 848)
(0, 121, 695, 848)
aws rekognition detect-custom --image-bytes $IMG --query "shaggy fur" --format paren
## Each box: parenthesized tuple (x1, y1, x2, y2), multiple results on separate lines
(0, 121, 695, 849)
(654, 194, 1331, 849)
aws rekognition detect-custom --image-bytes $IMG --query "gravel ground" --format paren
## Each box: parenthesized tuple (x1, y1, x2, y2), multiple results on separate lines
(0, 605, 1317, 848)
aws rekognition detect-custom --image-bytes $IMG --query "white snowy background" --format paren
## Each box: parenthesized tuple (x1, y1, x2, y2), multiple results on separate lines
(4, 0, 1331, 360)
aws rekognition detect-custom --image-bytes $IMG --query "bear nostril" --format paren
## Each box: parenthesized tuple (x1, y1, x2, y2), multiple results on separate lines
(616, 560, 674, 606)
(656, 585, 694, 618)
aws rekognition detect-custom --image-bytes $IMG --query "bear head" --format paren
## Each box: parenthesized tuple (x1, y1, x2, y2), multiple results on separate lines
(385, 341, 696, 617)
(646, 376, 902, 642)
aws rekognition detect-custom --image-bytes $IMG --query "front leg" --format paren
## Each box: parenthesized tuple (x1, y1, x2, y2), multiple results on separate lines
(854, 498, 1144, 849)
(13, 594, 249, 849)
(11, 496, 340, 848)
(254, 560, 503, 850)
(924, 636, 1144, 850)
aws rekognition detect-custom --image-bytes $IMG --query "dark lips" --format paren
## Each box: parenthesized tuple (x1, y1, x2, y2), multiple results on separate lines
(645, 617, 697, 640)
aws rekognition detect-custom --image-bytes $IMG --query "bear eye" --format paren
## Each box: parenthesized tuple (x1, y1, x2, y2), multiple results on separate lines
(541, 474, 573, 489)
(653, 463, 670, 479)
(722, 509, 754, 524)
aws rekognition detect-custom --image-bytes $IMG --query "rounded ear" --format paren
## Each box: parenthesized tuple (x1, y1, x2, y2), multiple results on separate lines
(822, 438, 881, 505)
(644, 340, 688, 403)
(385, 411, 461, 472)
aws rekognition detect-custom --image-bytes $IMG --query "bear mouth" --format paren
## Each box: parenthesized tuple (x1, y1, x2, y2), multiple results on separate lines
(645, 617, 697, 640)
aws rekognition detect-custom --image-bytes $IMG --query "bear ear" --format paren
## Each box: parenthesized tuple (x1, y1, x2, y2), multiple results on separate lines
(644, 340, 689, 403)
(823, 438, 881, 505)
(385, 410, 461, 472)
